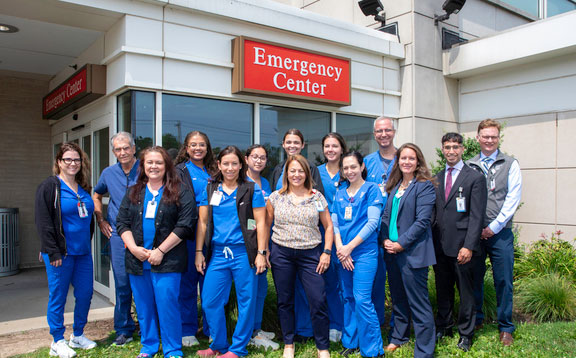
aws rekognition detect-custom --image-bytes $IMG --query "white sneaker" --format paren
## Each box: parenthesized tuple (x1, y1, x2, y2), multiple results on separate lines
(255, 329, 275, 340)
(329, 329, 342, 343)
(50, 339, 77, 358)
(182, 335, 200, 347)
(68, 334, 97, 349)
(249, 335, 280, 350)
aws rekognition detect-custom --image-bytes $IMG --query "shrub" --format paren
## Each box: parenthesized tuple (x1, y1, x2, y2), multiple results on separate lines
(514, 231, 576, 284)
(516, 273, 576, 322)
(430, 135, 481, 175)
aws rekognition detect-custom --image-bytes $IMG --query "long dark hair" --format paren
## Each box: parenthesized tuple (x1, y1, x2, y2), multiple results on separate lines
(175, 131, 217, 175)
(386, 143, 433, 193)
(130, 146, 181, 204)
(340, 151, 367, 185)
(53, 142, 92, 192)
(212, 146, 247, 185)
(322, 132, 348, 162)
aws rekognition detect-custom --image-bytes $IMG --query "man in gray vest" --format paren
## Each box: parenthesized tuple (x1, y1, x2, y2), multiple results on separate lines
(467, 119, 522, 346)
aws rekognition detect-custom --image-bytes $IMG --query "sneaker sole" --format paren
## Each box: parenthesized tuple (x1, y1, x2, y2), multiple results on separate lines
(68, 342, 96, 349)
(49, 348, 76, 358)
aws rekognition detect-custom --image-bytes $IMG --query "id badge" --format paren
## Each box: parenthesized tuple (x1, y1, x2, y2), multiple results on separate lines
(344, 206, 352, 221)
(456, 197, 466, 213)
(145, 200, 157, 219)
(490, 179, 496, 191)
(247, 218, 256, 230)
(77, 202, 88, 218)
(378, 183, 386, 196)
(315, 199, 324, 212)
(210, 191, 223, 206)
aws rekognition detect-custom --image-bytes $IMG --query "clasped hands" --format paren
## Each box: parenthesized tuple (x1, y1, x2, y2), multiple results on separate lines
(337, 245, 354, 271)
(131, 246, 164, 265)
(383, 239, 404, 254)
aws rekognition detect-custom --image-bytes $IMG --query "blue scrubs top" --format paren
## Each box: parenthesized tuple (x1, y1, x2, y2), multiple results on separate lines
(94, 160, 139, 227)
(142, 186, 164, 269)
(59, 179, 94, 255)
(332, 181, 383, 258)
(247, 176, 271, 202)
(318, 164, 340, 210)
(185, 161, 211, 202)
(364, 152, 395, 198)
(198, 183, 265, 246)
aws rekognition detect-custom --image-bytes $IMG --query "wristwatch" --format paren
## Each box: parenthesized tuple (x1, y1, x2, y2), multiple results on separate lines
(323, 249, 332, 255)
(258, 249, 268, 255)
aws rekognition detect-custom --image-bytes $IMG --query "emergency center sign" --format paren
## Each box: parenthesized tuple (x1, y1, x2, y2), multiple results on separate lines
(232, 37, 350, 106)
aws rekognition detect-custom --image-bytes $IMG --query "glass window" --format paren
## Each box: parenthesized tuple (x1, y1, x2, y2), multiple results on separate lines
(336, 114, 378, 157)
(547, 0, 576, 17)
(93, 127, 110, 287)
(260, 105, 330, 172)
(117, 91, 155, 155)
(162, 94, 253, 160)
(501, 0, 539, 17)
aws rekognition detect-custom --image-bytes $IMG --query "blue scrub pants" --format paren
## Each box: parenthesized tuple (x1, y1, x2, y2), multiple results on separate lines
(109, 233, 135, 337)
(373, 247, 387, 325)
(473, 228, 515, 333)
(340, 251, 384, 357)
(202, 244, 257, 356)
(270, 241, 330, 350)
(130, 270, 183, 357)
(180, 240, 209, 337)
(43, 253, 93, 342)
(386, 254, 435, 358)
(253, 269, 268, 332)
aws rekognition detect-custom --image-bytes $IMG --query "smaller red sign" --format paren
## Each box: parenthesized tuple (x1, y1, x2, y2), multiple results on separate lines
(233, 38, 351, 106)
(43, 69, 88, 117)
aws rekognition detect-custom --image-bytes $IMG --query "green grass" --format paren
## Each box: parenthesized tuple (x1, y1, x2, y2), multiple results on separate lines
(13, 321, 576, 358)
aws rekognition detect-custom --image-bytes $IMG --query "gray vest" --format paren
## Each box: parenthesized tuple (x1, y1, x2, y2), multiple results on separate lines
(467, 151, 517, 228)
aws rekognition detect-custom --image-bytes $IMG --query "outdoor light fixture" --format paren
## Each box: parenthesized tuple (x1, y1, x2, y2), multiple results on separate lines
(0, 24, 19, 33)
(358, 0, 386, 26)
(434, 0, 467, 25)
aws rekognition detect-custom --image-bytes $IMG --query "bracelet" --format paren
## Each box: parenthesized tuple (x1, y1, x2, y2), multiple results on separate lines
(196, 250, 203, 252)
(157, 247, 166, 254)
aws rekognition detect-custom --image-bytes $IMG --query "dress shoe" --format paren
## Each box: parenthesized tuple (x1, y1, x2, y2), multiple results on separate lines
(435, 327, 453, 342)
(384, 343, 402, 353)
(339, 348, 359, 357)
(457, 336, 472, 352)
(499, 332, 513, 346)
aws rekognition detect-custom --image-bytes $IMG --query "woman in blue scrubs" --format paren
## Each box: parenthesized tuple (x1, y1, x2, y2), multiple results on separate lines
(332, 151, 385, 358)
(35, 142, 96, 358)
(244, 145, 279, 350)
(117, 146, 196, 358)
(195, 146, 268, 358)
(381, 143, 436, 358)
(175, 130, 217, 345)
(318, 132, 348, 342)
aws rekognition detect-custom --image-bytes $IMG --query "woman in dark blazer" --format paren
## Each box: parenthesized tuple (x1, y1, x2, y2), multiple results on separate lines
(380, 143, 436, 358)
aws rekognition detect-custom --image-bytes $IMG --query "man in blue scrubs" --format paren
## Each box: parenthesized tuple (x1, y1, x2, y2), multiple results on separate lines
(363, 116, 397, 326)
(93, 132, 139, 346)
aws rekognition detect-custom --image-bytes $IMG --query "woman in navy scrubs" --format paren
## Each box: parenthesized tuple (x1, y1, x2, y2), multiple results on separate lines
(381, 143, 436, 358)
(332, 152, 385, 358)
(318, 132, 347, 342)
(244, 145, 279, 350)
(175, 130, 217, 345)
(266, 154, 333, 358)
(117, 146, 196, 358)
(35, 142, 96, 358)
(195, 145, 268, 358)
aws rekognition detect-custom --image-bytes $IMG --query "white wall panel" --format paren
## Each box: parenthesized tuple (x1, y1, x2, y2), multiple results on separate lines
(124, 53, 162, 89)
(164, 23, 233, 61)
(125, 15, 163, 52)
(163, 59, 231, 96)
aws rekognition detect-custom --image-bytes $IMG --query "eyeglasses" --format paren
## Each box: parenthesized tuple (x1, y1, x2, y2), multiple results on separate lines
(61, 158, 81, 165)
(113, 146, 132, 153)
(187, 143, 207, 149)
(442, 145, 462, 151)
(480, 135, 499, 141)
(249, 155, 267, 162)
(374, 129, 395, 135)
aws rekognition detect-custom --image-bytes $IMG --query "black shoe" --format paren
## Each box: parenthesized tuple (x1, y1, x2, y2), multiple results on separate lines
(339, 348, 360, 357)
(435, 327, 453, 342)
(457, 336, 472, 352)
(112, 333, 134, 346)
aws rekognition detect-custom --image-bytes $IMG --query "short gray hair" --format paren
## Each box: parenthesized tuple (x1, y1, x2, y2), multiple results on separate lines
(373, 116, 396, 130)
(111, 132, 135, 147)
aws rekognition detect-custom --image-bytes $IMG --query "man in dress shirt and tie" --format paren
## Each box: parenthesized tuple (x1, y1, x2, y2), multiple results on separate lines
(432, 133, 487, 352)
(466, 119, 522, 346)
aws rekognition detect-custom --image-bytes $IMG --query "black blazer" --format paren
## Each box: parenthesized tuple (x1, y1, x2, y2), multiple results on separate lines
(432, 164, 487, 257)
(116, 184, 197, 275)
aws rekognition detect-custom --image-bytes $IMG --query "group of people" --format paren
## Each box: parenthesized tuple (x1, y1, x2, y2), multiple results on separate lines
(35, 116, 521, 358)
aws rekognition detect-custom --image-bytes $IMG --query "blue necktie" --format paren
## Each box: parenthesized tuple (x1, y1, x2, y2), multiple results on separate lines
(481, 157, 492, 176)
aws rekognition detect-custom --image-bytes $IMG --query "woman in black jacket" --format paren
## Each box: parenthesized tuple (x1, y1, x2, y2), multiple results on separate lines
(116, 146, 196, 358)
(35, 142, 97, 358)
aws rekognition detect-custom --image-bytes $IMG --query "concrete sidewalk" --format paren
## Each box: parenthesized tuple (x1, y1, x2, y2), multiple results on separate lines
(0, 268, 114, 336)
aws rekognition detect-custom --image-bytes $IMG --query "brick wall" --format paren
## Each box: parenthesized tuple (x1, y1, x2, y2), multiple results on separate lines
(0, 72, 51, 268)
